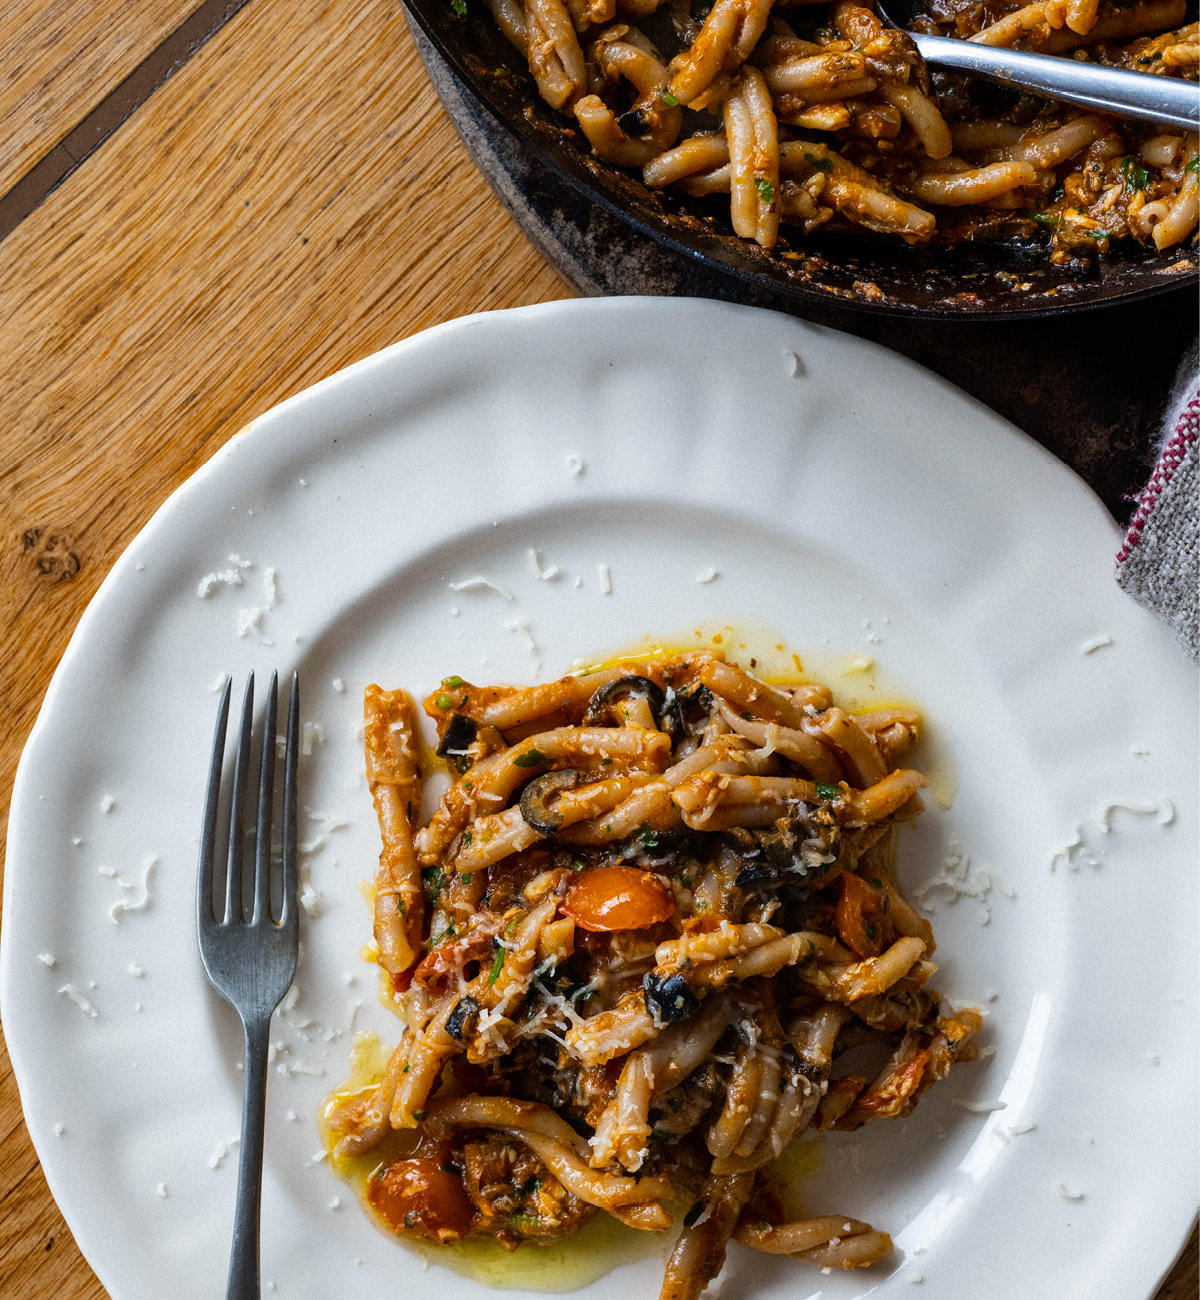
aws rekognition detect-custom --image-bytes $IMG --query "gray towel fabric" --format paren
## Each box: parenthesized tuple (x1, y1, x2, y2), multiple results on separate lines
(1114, 351, 1199, 663)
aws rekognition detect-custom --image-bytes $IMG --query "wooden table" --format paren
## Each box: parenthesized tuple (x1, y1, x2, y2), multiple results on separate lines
(0, 2, 1193, 1295)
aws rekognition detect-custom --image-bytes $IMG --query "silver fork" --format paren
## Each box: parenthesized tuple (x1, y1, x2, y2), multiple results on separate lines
(198, 671, 300, 1300)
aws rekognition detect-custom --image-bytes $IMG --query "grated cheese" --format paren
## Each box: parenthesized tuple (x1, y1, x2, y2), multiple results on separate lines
(38, 953, 56, 967)
(505, 618, 538, 655)
(598, 564, 612, 595)
(565, 454, 585, 476)
(695, 568, 719, 584)
(1007, 1121, 1036, 1135)
(1079, 633, 1113, 654)
(208, 1138, 239, 1169)
(99, 795, 115, 813)
(237, 607, 264, 638)
(527, 549, 561, 581)
(110, 856, 157, 922)
(53, 1123, 65, 1137)
(332, 678, 345, 692)
(156, 1183, 169, 1198)
(951, 1098, 1007, 1113)
(302, 722, 326, 756)
(1056, 1182, 1084, 1200)
(127, 962, 146, 977)
(263, 567, 278, 605)
(448, 576, 514, 600)
(59, 985, 98, 1018)
(1097, 799, 1173, 832)
(914, 840, 1013, 923)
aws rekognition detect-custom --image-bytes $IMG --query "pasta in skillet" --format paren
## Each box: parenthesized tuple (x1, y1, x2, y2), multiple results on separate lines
(323, 651, 983, 1295)
(471, 0, 1199, 261)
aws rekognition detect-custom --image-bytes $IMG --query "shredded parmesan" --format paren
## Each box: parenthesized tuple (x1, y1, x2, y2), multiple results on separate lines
(236, 606, 264, 637)
(208, 1139, 239, 1169)
(332, 677, 345, 693)
(1056, 1182, 1084, 1200)
(526, 549, 561, 581)
(99, 794, 115, 813)
(302, 722, 326, 756)
(1079, 633, 1113, 654)
(914, 840, 1013, 923)
(110, 856, 157, 922)
(951, 1098, 1007, 1113)
(696, 568, 719, 584)
(565, 454, 585, 476)
(156, 1182, 169, 1198)
(448, 576, 514, 600)
(505, 618, 538, 655)
(263, 567, 278, 605)
(598, 564, 612, 595)
(59, 984, 98, 1018)
(53, 1123, 65, 1137)
(38, 953, 56, 967)
(1097, 799, 1172, 832)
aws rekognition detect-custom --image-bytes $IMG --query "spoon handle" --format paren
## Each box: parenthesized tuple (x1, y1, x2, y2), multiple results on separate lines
(910, 33, 1199, 134)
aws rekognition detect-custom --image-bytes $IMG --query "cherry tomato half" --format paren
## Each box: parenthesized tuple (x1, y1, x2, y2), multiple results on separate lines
(834, 872, 890, 959)
(561, 865, 675, 932)
(367, 1158, 475, 1244)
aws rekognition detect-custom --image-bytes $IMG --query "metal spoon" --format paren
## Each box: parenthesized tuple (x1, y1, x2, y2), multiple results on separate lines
(876, 0, 1199, 132)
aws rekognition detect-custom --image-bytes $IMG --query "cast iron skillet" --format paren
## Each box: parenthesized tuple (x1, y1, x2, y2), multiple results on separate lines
(404, 0, 1199, 317)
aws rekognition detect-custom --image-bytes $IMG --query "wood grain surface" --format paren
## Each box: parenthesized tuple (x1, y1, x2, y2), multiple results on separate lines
(0, 0, 205, 196)
(0, 1, 1193, 1296)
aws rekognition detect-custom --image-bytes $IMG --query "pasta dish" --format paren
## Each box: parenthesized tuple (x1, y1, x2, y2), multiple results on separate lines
(467, 0, 1198, 260)
(323, 650, 983, 1293)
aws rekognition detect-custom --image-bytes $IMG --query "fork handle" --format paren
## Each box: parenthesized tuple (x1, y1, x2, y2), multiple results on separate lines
(227, 1017, 271, 1300)
(910, 33, 1199, 134)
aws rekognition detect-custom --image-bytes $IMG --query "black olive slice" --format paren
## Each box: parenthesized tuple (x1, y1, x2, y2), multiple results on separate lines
(518, 768, 580, 835)
(437, 713, 479, 757)
(584, 675, 667, 726)
(446, 995, 481, 1041)
(643, 971, 701, 1025)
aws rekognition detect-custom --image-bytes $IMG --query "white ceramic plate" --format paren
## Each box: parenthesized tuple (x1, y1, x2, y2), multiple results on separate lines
(3, 298, 1195, 1300)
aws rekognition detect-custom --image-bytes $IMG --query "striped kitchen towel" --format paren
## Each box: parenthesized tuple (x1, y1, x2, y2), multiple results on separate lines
(1115, 352, 1198, 663)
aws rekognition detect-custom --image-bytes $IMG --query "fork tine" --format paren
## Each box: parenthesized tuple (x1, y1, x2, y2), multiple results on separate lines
(198, 677, 232, 924)
(280, 672, 300, 930)
(252, 672, 279, 926)
(224, 671, 256, 924)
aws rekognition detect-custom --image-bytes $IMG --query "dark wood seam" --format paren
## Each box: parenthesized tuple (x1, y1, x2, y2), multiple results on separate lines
(0, 0, 255, 244)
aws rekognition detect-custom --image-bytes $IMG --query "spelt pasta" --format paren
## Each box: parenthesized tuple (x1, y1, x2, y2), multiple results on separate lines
(460, 0, 1198, 263)
(324, 649, 986, 1297)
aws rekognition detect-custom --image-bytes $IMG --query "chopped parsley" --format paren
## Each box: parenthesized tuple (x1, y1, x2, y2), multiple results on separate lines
(600, 757, 613, 766)
(1031, 212, 1058, 224)
(461, 873, 473, 886)
(661, 88, 680, 107)
(450, 0, 466, 12)
(684, 1201, 706, 1227)
(1186, 158, 1200, 176)
(641, 822, 660, 849)
(815, 781, 842, 799)
(423, 866, 445, 899)
(440, 1164, 459, 1174)
(488, 948, 506, 985)
(513, 747, 548, 767)
(427, 924, 456, 949)
(463, 831, 472, 846)
(754, 177, 775, 206)
(412, 1109, 428, 1121)
(1120, 156, 1149, 191)
(805, 153, 834, 174)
